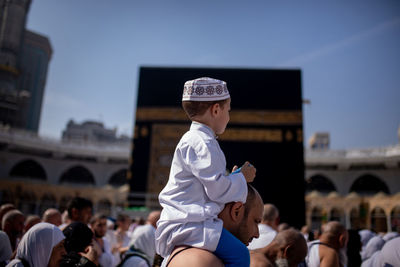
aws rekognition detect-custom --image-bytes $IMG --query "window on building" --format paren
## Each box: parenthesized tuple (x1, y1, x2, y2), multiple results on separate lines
(109, 169, 128, 187)
(371, 207, 387, 233)
(38, 194, 57, 216)
(18, 191, 37, 215)
(330, 208, 345, 225)
(60, 166, 95, 185)
(9, 159, 47, 180)
(306, 175, 337, 194)
(97, 199, 112, 216)
(349, 175, 389, 195)
(391, 206, 400, 232)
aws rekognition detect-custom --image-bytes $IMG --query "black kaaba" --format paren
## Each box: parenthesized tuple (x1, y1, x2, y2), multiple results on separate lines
(129, 66, 305, 229)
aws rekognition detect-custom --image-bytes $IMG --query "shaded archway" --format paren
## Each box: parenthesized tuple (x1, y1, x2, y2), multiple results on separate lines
(330, 208, 345, 225)
(97, 199, 112, 216)
(371, 207, 387, 233)
(391, 206, 400, 232)
(350, 208, 361, 230)
(0, 190, 15, 205)
(306, 175, 336, 194)
(9, 159, 46, 180)
(59, 196, 73, 213)
(18, 191, 37, 215)
(108, 169, 128, 187)
(350, 175, 389, 195)
(311, 206, 325, 230)
(38, 194, 57, 216)
(60, 166, 95, 185)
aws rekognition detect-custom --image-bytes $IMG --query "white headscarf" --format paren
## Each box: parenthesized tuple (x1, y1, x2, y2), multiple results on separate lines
(359, 229, 375, 249)
(376, 236, 400, 266)
(0, 230, 12, 262)
(382, 231, 399, 242)
(129, 224, 156, 264)
(361, 235, 385, 261)
(7, 222, 65, 267)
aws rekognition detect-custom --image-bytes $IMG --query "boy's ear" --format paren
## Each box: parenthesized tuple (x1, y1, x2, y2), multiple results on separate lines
(210, 103, 220, 117)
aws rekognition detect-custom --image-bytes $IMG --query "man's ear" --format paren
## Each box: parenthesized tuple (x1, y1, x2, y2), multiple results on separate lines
(229, 202, 245, 222)
(338, 233, 346, 248)
(283, 244, 293, 258)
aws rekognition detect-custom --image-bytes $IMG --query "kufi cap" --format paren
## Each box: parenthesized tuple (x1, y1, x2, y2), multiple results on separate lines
(182, 77, 230, 101)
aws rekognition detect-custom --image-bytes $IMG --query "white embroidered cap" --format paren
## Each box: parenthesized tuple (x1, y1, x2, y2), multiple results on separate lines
(182, 77, 230, 101)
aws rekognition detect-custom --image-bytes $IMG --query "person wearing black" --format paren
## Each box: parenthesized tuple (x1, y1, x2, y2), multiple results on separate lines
(60, 222, 100, 267)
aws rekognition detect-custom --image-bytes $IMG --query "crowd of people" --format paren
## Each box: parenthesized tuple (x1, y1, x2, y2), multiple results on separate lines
(0, 197, 161, 267)
(1, 196, 399, 267)
(1, 77, 399, 267)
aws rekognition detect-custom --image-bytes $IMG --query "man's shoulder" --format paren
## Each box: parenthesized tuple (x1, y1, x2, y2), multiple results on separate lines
(166, 247, 223, 267)
(250, 251, 273, 267)
(319, 244, 339, 266)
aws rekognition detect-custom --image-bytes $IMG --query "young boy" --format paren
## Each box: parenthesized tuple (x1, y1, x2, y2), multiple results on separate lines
(155, 77, 256, 266)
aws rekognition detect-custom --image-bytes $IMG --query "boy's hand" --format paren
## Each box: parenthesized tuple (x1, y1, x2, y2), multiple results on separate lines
(241, 161, 256, 183)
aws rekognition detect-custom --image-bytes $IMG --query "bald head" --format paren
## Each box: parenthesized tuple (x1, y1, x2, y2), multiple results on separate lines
(2, 210, 24, 230)
(320, 221, 348, 250)
(0, 204, 16, 229)
(256, 229, 307, 267)
(42, 208, 62, 226)
(147, 210, 161, 228)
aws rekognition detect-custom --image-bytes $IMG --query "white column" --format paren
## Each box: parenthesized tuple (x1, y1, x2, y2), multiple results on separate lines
(387, 213, 392, 232)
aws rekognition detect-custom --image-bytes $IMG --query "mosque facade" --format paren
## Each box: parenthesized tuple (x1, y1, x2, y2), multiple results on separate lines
(0, 125, 399, 232)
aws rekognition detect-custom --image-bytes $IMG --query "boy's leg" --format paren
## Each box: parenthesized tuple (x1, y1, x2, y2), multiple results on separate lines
(214, 228, 250, 267)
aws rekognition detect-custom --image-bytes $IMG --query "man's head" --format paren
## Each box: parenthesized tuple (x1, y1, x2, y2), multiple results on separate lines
(24, 215, 41, 233)
(262, 204, 280, 230)
(0, 203, 16, 230)
(266, 229, 308, 267)
(320, 221, 348, 250)
(219, 184, 264, 246)
(2, 209, 25, 247)
(90, 213, 108, 238)
(42, 208, 62, 226)
(67, 197, 93, 224)
(147, 210, 161, 228)
(116, 213, 131, 231)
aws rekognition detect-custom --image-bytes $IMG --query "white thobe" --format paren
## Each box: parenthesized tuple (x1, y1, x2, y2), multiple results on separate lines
(247, 224, 277, 250)
(155, 122, 247, 258)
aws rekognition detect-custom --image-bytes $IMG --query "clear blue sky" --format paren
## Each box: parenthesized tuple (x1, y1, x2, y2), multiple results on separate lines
(26, 0, 400, 149)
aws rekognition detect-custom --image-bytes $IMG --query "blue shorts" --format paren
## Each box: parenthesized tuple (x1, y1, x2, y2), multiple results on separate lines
(214, 228, 250, 267)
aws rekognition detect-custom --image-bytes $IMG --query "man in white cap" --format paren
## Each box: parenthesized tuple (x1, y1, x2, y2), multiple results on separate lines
(155, 77, 257, 267)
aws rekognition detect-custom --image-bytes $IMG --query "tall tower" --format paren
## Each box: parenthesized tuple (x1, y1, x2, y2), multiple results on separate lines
(0, 0, 31, 127)
(17, 30, 52, 131)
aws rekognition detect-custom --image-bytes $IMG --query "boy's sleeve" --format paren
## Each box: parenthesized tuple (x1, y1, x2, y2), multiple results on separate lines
(184, 141, 248, 204)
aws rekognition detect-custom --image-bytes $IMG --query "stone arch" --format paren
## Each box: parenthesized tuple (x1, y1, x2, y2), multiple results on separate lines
(9, 159, 47, 181)
(38, 193, 57, 216)
(60, 166, 95, 185)
(306, 174, 337, 194)
(18, 191, 37, 215)
(350, 174, 389, 195)
(391, 206, 400, 232)
(97, 199, 112, 216)
(330, 207, 345, 225)
(370, 207, 387, 233)
(109, 169, 128, 187)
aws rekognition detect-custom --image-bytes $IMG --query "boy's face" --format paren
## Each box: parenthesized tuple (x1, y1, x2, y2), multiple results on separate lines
(214, 98, 231, 135)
